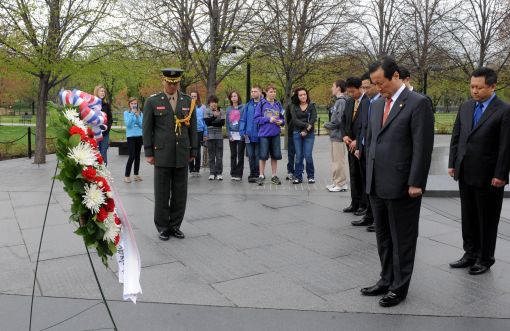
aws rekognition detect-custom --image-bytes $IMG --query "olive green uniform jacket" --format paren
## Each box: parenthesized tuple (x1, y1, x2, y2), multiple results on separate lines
(143, 91, 198, 167)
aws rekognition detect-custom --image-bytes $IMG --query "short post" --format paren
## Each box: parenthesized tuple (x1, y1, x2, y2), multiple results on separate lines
(28, 127, 32, 159)
(317, 118, 321, 136)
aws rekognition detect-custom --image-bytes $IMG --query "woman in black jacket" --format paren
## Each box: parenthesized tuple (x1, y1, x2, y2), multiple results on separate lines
(291, 87, 317, 184)
(94, 85, 113, 165)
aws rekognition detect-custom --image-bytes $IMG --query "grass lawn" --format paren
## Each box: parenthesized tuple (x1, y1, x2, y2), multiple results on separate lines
(0, 111, 457, 159)
(0, 126, 126, 160)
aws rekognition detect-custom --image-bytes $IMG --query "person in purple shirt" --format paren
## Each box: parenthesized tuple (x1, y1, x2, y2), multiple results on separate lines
(254, 83, 285, 185)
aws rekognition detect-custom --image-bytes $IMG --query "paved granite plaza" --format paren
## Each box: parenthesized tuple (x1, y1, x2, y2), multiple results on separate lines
(1, 135, 510, 330)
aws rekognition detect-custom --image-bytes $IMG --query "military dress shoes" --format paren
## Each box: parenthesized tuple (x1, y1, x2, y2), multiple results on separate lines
(351, 216, 374, 226)
(468, 263, 490, 275)
(158, 230, 171, 241)
(343, 205, 357, 213)
(360, 285, 388, 296)
(171, 229, 185, 239)
(354, 208, 367, 216)
(366, 224, 375, 232)
(449, 256, 476, 268)
(379, 291, 404, 307)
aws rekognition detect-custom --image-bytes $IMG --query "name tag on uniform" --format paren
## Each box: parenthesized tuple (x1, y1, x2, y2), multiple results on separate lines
(156, 106, 166, 110)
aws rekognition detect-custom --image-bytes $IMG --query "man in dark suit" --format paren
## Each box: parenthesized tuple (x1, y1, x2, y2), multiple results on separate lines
(143, 68, 198, 241)
(341, 77, 370, 215)
(448, 67, 510, 275)
(352, 72, 381, 229)
(361, 57, 434, 307)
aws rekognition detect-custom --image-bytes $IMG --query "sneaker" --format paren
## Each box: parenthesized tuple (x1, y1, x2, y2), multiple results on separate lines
(257, 176, 265, 186)
(308, 178, 315, 184)
(231, 177, 241, 181)
(134, 175, 143, 181)
(328, 184, 348, 192)
(208, 175, 215, 180)
(217, 175, 223, 180)
(326, 184, 335, 189)
(271, 176, 282, 185)
(293, 178, 302, 184)
(248, 176, 258, 183)
(286, 173, 294, 180)
(123, 177, 131, 183)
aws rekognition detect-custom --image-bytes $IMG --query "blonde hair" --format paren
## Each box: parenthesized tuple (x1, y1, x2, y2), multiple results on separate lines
(93, 85, 107, 99)
(128, 97, 138, 104)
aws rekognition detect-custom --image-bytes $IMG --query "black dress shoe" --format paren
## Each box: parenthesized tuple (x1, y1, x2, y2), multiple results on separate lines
(360, 285, 388, 296)
(468, 263, 490, 275)
(171, 229, 185, 239)
(353, 208, 367, 216)
(343, 205, 357, 213)
(449, 256, 476, 268)
(351, 216, 374, 226)
(379, 291, 404, 307)
(366, 224, 375, 232)
(159, 230, 171, 241)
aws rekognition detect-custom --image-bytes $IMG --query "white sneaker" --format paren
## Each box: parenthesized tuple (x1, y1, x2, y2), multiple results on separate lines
(208, 175, 215, 180)
(326, 184, 335, 189)
(231, 177, 241, 181)
(328, 184, 348, 192)
(217, 175, 223, 180)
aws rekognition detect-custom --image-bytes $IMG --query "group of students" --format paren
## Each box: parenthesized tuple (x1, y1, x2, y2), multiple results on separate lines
(189, 83, 318, 186)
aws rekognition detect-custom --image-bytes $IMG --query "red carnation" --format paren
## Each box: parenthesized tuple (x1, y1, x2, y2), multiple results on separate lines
(87, 127, 94, 138)
(81, 166, 97, 181)
(85, 137, 98, 149)
(114, 234, 120, 246)
(69, 126, 86, 139)
(96, 153, 104, 165)
(114, 214, 121, 225)
(95, 177, 110, 192)
(106, 198, 115, 212)
(96, 207, 108, 222)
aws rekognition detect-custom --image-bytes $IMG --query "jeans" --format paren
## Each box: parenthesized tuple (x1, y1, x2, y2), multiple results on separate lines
(229, 139, 246, 178)
(286, 132, 296, 175)
(293, 131, 315, 180)
(98, 132, 110, 165)
(189, 131, 204, 173)
(125, 136, 143, 176)
(246, 142, 260, 177)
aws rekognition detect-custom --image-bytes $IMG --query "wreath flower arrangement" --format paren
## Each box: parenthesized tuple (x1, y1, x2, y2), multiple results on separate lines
(51, 92, 121, 266)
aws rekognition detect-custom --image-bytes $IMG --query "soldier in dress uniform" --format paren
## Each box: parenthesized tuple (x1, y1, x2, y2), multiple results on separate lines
(142, 68, 198, 240)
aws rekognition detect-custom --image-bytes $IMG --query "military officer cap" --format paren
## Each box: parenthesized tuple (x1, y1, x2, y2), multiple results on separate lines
(161, 68, 184, 83)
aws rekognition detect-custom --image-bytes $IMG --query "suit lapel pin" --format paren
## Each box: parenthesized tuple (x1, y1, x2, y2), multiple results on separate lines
(400, 103, 404, 108)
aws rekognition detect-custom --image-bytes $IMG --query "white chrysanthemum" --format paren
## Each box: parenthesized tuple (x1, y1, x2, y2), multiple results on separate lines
(83, 183, 105, 213)
(96, 164, 113, 182)
(63, 108, 79, 121)
(68, 142, 97, 166)
(103, 213, 121, 242)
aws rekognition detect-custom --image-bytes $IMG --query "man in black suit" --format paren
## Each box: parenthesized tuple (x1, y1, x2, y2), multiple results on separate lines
(341, 77, 370, 216)
(361, 57, 434, 307)
(448, 67, 510, 275)
(352, 72, 381, 229)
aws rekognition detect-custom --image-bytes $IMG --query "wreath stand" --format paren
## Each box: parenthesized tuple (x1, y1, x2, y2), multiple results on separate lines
(28, 160, 118, 331)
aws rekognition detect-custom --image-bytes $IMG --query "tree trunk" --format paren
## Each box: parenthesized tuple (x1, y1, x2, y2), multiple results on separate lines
(34, 74, 50, 164)
(207, 58, 218, 98)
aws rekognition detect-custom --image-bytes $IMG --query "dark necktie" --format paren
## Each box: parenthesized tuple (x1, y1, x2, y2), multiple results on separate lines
(473, 103, 483, 127)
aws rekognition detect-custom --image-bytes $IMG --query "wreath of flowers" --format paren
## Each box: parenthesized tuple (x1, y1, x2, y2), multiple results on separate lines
(51, 104, 121, 266)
